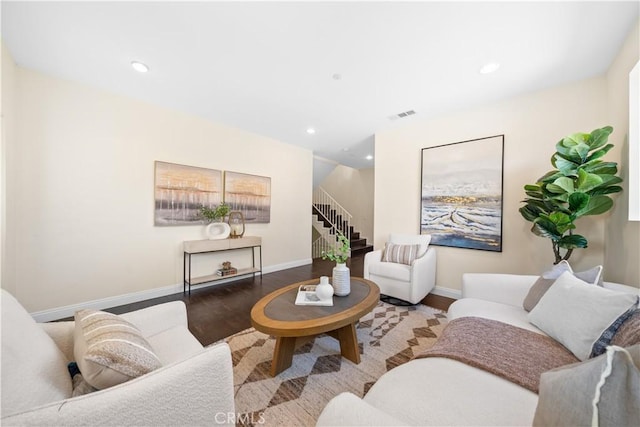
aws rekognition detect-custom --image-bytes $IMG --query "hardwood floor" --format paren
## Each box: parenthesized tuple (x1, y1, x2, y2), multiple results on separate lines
(106, 255, 454, 346)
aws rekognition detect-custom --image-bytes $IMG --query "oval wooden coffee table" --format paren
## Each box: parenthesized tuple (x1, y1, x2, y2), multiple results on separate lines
(251, 277, 380, 376)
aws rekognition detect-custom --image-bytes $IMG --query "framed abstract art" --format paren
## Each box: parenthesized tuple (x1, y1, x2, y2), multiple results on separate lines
(420, 135, 504, 251)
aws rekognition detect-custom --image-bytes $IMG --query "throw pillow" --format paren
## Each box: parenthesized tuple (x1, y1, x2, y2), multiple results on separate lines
(591, 306, 639, 358)
(528, 271, 638, 361)
(611, 309, 640, 348)
(74, 309, 162, 390)
(533, 345, 640, 427)
(381, 243, 421, 265)
(522, 261, 604, 312)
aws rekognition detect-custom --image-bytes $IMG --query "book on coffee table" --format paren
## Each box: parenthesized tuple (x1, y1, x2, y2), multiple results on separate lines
(294, 284, 333, 306)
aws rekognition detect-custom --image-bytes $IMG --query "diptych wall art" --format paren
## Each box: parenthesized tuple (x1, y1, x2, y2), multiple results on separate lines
(154, 161, 223, 226)
(154, 161, 272, 226)
(224, 171, 271, 223)
(420, 135, 504, 251)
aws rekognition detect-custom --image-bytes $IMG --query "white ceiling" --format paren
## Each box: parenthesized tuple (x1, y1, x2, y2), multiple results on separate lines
(2, 1, 639, 169)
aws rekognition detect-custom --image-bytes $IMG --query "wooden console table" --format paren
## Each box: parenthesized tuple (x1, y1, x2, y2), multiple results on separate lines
(183, 236, 262, 293)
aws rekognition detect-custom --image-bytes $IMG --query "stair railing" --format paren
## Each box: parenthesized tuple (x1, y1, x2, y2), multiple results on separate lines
(312, 187, 352, 258)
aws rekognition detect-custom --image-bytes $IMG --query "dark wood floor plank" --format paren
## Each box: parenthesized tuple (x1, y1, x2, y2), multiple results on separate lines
(105, 255, 454, 346)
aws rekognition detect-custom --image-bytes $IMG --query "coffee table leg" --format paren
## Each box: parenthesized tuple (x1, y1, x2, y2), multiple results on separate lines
(336, 322, 361, 364)
(271, 336, 296, 376)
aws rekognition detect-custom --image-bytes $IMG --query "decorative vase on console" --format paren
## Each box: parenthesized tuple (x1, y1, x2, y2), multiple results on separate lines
(199, 203, 231, 240)
(321, 231, 351, 297)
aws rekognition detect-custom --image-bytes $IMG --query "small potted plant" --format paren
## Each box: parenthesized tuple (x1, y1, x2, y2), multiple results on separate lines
(199, 203, 230, 223)
(322, 232, 351, 296)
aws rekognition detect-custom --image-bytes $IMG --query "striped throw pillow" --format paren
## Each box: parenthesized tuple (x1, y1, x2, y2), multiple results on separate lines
(381, 243, 421, 265)
(73, 309, 161, 390)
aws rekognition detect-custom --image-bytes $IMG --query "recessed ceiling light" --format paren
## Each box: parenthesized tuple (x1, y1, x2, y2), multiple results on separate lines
(366, 155, 373, 160)
(131, 61, 149, 73)
(306, 128, 316, 134)
(479, 62, 500, 74)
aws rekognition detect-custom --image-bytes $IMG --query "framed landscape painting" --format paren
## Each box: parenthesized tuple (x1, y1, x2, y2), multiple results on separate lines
(154, 161, 223, 226)
(420, 135, 504, 251)
(224, 171, 271, 223)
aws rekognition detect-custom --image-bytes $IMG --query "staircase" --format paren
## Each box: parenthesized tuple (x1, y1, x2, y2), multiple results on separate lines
(312, 187, 374, 259)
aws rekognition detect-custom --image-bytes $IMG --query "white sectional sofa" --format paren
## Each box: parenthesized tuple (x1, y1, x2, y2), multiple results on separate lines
(316, 273, 639, 426)
(1, 289, 235, 426)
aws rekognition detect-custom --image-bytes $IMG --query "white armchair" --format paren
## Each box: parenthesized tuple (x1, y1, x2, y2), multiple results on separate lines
(364, 233, 436, 304)
(1, 289, 235, 426)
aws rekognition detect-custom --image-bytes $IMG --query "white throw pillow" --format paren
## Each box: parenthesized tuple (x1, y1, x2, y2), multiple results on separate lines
(74, 309, 162, 389)
(388, 234, 431, 258)
(528, 272, 638, 361)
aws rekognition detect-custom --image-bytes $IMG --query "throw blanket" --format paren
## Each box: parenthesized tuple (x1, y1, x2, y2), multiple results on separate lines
(414, 317, 579, 393)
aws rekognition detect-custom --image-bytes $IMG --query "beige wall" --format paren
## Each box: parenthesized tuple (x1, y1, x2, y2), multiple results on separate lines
(604, 20, 640, 286)
(4, 63, 313, 312)
(320, 165, 374, 242)
(1, 43, 17, 296)
(375, 77, 615, 292)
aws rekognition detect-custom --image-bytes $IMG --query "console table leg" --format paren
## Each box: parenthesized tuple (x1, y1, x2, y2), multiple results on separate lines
(270, 336, 296, 376)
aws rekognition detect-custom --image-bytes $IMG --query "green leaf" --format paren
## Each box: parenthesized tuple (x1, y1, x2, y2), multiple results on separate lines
(576, 195, 614, 217)
(586, 144, 613, 162)
(538, 170, 563, 183)
(519, 205, 541, 222)
(587, 126, 613, 151)
(589, 185, 623, 196)
(524, 184, 541, 192)
(552, 155, 579, 176)
(548, 212, 575, 234)
(532, 217, 561, 240)
(550, 177, 575, 194)
(577, 168, 603, 192)
(583, 161, 618, 175)
(558, 234, 588, 249)
(568, 192, 589, 211)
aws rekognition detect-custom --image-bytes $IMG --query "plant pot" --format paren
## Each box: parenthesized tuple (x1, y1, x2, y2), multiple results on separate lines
(332, 263, 350, 296)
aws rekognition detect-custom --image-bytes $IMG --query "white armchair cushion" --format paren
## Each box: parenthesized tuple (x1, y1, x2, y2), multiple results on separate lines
(528, 272, 638, 361)
(367, 261, 411, 282)
(74, 309, 162, 389)
(1, 290, 72, 417)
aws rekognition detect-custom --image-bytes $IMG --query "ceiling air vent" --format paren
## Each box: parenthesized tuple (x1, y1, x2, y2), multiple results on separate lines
(389, 110, 416, 121)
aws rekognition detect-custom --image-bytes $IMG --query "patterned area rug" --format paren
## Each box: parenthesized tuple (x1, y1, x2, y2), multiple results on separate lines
(226, 301, 447, 426)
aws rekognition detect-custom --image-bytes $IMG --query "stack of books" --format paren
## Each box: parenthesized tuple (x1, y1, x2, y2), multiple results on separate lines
(216, 267, 238, 277)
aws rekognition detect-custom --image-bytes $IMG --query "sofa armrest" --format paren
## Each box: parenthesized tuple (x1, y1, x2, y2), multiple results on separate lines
(410, 246, 437, 302)
(316, 392, 408, 426)
(462, 273, 538, 307)
(363, 250, 382, 279)
(119, 301, 188, 338)
(40, 321, 75, 362)
(1, 343, 235, 427)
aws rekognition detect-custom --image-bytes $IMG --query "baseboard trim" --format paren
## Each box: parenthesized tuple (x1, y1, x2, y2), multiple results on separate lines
(31, 258, 313, 322)
(431, 286, 462, 300)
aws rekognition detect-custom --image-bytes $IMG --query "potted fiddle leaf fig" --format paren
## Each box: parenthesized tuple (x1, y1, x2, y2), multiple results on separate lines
(519, 126, 623, 264)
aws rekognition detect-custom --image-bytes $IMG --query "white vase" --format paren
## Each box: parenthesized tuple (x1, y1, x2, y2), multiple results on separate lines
(332, 263, 350, 296)
(316, 276, 334, 300)
(205, 222, 231, 240)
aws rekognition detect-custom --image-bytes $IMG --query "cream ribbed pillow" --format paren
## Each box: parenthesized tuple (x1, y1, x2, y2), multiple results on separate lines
(381, 243, 421, 265)
(74, 309, 162, 389)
